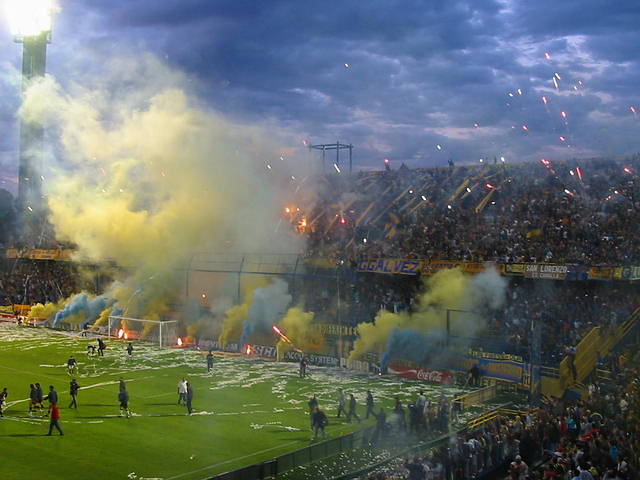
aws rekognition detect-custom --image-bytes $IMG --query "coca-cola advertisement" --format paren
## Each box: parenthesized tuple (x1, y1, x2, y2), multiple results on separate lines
(387, 365, 454, 384)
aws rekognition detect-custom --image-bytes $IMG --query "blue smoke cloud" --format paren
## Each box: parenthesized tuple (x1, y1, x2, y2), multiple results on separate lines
(380, 327, 446, 371)
(52, 293, 116, 327)
(239, 278, 292, 348)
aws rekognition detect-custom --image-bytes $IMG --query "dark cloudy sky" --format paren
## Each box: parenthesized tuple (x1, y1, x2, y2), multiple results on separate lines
(1, 0, 640, 192)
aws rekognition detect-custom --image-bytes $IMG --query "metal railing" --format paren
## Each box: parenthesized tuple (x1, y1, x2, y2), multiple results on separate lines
(209, 427, 374, 480)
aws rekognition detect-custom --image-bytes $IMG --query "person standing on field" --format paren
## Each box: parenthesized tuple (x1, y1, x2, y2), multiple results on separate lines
(0, 387, 7, 417)
(337, 388, 347, 418)
(311, 407, 328, 440)
(366, 390, 375, 419)
(69, 379, 80, 409)
(206, 350, 214, 372)
(44, 385, 58, 409)
(46, 403, 63, 436)
(178, 378, 187, 405)
(347, 394, 361, 423)
(185, 382, 194, 415)
(118, 386, 131, 418)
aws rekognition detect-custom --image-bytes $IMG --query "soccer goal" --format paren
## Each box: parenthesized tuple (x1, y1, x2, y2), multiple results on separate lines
(107, 315, 178, 348)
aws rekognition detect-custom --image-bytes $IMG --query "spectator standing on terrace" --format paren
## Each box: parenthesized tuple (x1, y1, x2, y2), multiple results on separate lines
(68, 379, 79, 409)
(206, 350, 214, 372)
(46, 403, 63, 436)
(509, 455, 528, 479)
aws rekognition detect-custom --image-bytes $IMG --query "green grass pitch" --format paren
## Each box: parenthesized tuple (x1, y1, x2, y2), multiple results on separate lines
(0, 323, 474, 480)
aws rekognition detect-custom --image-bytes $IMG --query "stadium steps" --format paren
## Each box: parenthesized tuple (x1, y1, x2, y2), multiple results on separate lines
(542, 307, 640, 399)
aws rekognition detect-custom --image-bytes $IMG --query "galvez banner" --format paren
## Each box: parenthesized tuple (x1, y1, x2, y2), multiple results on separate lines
(357, 258, 637, 282)
(386, 365, 454, 384)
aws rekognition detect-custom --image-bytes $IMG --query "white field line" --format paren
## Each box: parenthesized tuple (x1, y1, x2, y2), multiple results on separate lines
(164, 441, 300, 480)
(163, 424, 356, 480)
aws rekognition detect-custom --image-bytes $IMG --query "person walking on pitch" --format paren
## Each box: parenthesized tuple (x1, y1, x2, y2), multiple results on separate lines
(118, 386, 131, 418)
(206, 350, 214, 372)
(47, 403, 63, 436)
(69, 379, 80, 409)
(185, 382, 194, 415)
(337, 389, 347, 418)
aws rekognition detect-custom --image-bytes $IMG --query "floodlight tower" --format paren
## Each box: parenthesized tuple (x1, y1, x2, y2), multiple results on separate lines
(5, 0, 53, 228)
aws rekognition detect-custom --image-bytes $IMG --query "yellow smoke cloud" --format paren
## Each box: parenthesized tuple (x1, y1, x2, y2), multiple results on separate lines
(349, 267, 505, 361)
(218, 303, 249, 348)
(217, 276, 270, 347)
(349, 310, 411, 360)
(27, 302, 62, 321)
(20, 56, 302, 324)
(275, 306, 321, 358)
(94, 307, 112, 327)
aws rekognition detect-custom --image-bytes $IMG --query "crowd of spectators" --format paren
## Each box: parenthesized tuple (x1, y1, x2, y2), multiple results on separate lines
(0, 258, 79, 305)
(305, 155, 640, 265)
(343, 274, 638, 366)
(363, 353, 639, 479)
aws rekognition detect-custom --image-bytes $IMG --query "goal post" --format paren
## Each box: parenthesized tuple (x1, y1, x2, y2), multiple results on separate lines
(108, 315, 178, 348)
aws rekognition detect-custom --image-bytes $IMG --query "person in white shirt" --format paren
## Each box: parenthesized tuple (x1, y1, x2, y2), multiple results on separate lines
(177, 378, 187, 405)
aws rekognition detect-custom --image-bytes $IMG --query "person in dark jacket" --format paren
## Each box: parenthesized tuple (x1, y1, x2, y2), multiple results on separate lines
(185, 382, 194, 415)
(44, 385, 58, 408)
(35, 383, 44, 414)
(347, 394, 361, 423)
(118, 387, 130, 418)
(69, 379, 80, 409)
(365, 390, 375, 419)
(311, 407, 328, 440)
(0, 387, 7, 417)
(29, 384, 38, 415)
(206, 350, 214, 372)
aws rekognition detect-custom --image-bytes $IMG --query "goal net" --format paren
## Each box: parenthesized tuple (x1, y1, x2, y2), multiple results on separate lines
(107, 315, 178, 348)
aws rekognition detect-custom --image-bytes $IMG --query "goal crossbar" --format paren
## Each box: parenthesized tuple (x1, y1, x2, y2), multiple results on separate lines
(107, 316, 178, 348)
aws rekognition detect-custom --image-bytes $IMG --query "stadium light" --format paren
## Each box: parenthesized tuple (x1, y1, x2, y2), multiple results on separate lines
(4, 0, 54, 38)
(4, 0, 55, 233)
